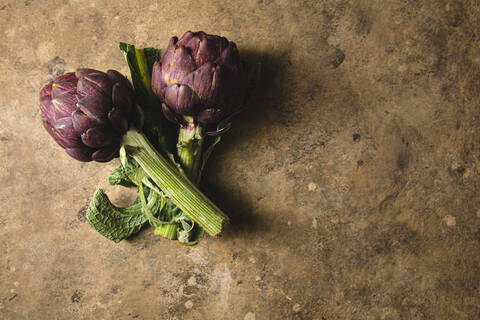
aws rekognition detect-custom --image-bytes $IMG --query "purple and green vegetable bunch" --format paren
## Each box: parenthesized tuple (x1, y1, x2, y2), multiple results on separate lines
(39, 31, 260, 244)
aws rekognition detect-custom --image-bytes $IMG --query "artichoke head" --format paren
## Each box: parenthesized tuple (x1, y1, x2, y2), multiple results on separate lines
(40, 69, 137, 162)
(151, 31, 248, 125)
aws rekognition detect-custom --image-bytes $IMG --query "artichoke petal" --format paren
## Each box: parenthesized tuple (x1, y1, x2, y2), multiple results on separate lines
(160, 37, 178, 74)
(107, 70, 134, 93)
(163, 45, 196, 86)
(40, 96, 55, 120)
(82, 72, 114, 97)
(81, 126, 115, 148)
(164, 84, 200, 116)
(177, 31, 205, 57)
(40, 82, 53, 98)
(91, 145, 118, 162)
(151, 61, 166, 97)
(53, 117, 82, 148)
(77, 95, 112, 121)
(51, 78, 78, 98)
(176, 31, 195, 48)
(111, 82, 133, 115)
(196, 108, 224, 124)
(71, 110, 99, 132)
(42, 115, 70, 149)
(194, 38, 219, 67)
(52, 72, 77, 84)
(161, 103, 179, 124)
(65, 147, 94, 162)
(108, 108, 129, 134)
(76, 68, 101, 78)
(215, 42, 240, 69)
(51, 92, 78, 120)
(77, 76, 104, 98)
(182, 62, 222, 107)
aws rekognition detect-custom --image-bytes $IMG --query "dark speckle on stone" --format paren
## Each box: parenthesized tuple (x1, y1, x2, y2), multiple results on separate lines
(77, 205, 87, 222)
(47, 56, 66, 78)
(357, 159, 364, 166)
(397, 146, 409, 170)
(142, 280, 152, 288)
(332, 48, 345, 68)
(353, 133, 361, 142)
(456, 166, 465, 175)
(355, 9, 372, 36)
(71, 290, 81, 303)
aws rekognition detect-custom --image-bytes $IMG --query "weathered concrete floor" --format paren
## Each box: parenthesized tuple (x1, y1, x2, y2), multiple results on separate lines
(1, 0, 479, 319)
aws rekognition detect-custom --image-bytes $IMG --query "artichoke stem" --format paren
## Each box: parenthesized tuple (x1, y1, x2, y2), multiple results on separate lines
(178, 120, 204, 185)
(122, 129, 227, 236)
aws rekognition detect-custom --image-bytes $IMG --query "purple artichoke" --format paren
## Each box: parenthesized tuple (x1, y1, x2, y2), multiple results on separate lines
(151, 31, 248, 124)
(40, 69, 137, 162)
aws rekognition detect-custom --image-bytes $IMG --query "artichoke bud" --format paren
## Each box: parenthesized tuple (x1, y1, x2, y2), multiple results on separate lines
(39, 68, 138, 162)
(151, 31, 248, 125)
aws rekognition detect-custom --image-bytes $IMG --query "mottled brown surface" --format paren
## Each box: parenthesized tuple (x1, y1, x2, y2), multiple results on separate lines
(1, 0, 480, 319)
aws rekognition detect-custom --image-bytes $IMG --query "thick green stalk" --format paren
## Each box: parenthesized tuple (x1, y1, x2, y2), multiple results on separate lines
(122, 129, 228, 236)
(178, 121, 204, 185)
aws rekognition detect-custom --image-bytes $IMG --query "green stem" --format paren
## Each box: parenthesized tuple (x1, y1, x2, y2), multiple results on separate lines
(178, 121, 204, 185)
(139, 182, 168, 227)
(122, 129, 228, 236)
(155, 224, 178, 240)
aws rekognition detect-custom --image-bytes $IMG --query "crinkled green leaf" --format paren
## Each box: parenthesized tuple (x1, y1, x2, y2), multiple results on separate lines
(108, 165, 137, 188)
(153, 200, 204, 244)
(122, 154, 147, 185)
(86, 189, 148, 243)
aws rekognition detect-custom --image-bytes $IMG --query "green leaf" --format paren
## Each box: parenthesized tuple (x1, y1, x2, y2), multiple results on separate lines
(122, 153, 147, 185)
(86, 189, 148, 243)
(108, 165, 137, 188)
(152, 199, 205, 243)
(119, 42, 159, 106)
(109, 150, 149, 187)
(139, 182, 166, 227)
(143, 48, 160, 73)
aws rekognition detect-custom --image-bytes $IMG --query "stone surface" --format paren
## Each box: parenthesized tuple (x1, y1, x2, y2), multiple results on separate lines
(1, 0, 480, 319)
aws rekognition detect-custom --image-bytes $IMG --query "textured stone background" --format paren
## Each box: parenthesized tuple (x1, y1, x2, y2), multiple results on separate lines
(1, 0, 480, 319)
